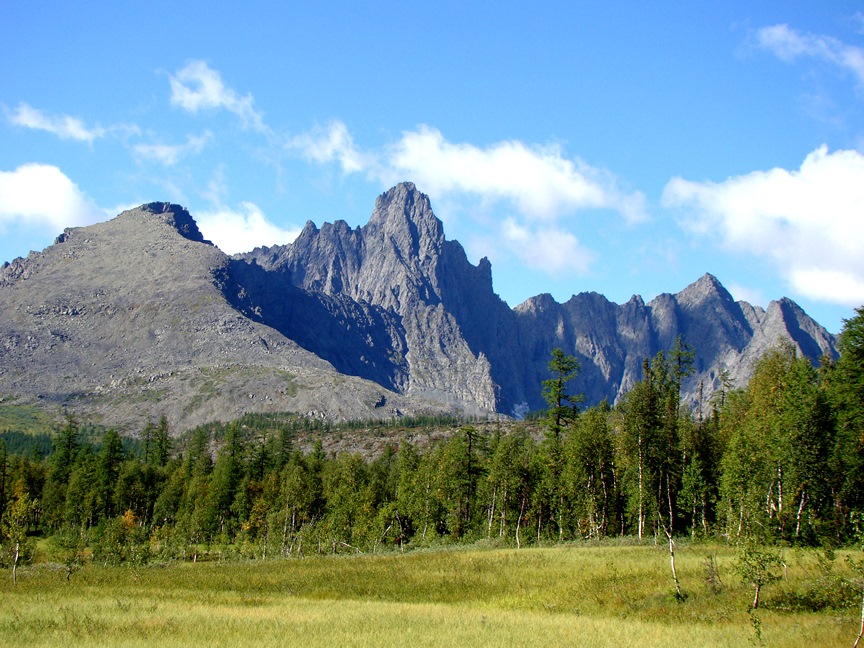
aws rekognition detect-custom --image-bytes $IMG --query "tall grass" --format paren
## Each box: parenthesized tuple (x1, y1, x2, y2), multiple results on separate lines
(0, 543, 859, 647)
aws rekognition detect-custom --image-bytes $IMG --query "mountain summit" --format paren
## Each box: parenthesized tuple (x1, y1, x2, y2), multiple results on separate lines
(0, 184, 838, 430)
(240, 183, 500, 411)
(242, 183, 836, 414)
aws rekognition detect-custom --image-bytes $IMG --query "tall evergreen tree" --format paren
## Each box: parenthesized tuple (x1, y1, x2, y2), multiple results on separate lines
(64, 448, 98, 529)
(542, 349, 583, 441)
(669, 335, 695, 418)
(825, 307, 864, 537)
(51, 416, 80, 484)
(146, 415, 171, 468)
(541, 349, 584, 540)
(206, 424, 244, 539)
(97, 429, 124, 520)
(618, 358, 662, 539)
(141, 421, 156, 466)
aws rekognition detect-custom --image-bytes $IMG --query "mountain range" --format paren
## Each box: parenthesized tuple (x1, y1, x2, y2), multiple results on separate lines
(0, 182, 838, 432)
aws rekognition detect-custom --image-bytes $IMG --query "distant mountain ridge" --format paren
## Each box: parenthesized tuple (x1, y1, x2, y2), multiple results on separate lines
(240, 182, 836, 414)
(0, 184, 837, 431)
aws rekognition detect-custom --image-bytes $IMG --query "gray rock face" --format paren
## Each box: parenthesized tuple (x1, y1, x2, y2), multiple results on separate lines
(0, 203, 463, 431)
(241, 183, 837, 414)
(0, 186, 839, 432)
(241, 183, 500, 412)
(510, 273, 837, 412)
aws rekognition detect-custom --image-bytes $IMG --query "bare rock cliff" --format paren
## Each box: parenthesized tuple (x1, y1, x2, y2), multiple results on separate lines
(1, 185, 839, 431)
(0, 202, 462, 431)
(242, 183, 836, 415)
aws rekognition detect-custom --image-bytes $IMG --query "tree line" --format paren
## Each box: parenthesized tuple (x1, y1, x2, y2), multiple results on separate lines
(1, 309, 863, 569)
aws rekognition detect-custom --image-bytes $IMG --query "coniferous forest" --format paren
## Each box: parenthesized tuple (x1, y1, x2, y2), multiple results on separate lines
(1, 309, 863, 572)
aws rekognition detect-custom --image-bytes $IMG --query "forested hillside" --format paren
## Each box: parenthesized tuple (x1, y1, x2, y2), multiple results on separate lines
(1, 310, 862, 571)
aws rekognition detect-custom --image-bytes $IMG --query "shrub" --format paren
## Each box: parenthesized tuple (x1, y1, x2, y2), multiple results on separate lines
(91, 510, 152, 566)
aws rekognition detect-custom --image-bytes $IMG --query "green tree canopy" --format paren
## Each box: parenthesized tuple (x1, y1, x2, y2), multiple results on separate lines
(542, 349, 583, 441)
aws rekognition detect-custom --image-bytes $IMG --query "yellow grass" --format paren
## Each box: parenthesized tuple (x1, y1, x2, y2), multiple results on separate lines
(0, 543, 858, 647)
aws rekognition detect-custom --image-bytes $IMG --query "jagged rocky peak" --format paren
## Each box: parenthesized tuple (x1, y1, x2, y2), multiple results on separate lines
(622, 293, 647, 311)
(322, 219, 354, 234)
(768, 297, 837, 360)
(366, 182, 445, 253)
(299, 220, 319, 237)
(468, 254, 494, 291)
(514, 292, 560, 315)
(121, 202, 211, 245)
(675, 272, 736, 308)
(0, 182, 844, 427)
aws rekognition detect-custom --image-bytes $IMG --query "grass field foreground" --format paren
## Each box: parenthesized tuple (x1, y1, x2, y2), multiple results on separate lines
(1, 542, 860, 647)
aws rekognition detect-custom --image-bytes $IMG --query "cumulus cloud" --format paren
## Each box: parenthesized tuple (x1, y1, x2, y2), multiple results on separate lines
(756, 24, 864, 86)
(133, 132, 211, 166)
(500, 218, 596, 275)
(383, 126, 647, 223)
(0, 164, 103, 232)
(8, 102, 107, 143)
(287, 121, 367, 173)
(195, 202, 300, 254)
(291, 122, 647, 224)
(663, 146, 864, 306)
(169, 61, 267, 132)
(288, 121, 645, 276)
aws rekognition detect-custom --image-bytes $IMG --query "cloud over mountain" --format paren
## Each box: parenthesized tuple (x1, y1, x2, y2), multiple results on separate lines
(287, 121, 646, 276)
(169, 60, 268, 133)
(133, 132, 212, 166)
(0, 163, 103, 232)
(664, 145, 864, 306)
(7, 102, 137, 144)
(196, 202, 300, 254)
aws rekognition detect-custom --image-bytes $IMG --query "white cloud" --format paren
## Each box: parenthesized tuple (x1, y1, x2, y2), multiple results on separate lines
(757, 23, 864, 86)
(288, 121, 643, 277)
(501, 218, 596, 275)
(287, 121, 367, 173)
(169, 61, 267, 132)
(380, 126, 647, 223)
(134, 132, 211, 166)
(289, 121, 647, 224)
(663, 146, 864, 306)
(0, 164, 103, 232)
(196, 202, 300, 254)
(789, 269, 864, 306)
(8, 102, 107, 143)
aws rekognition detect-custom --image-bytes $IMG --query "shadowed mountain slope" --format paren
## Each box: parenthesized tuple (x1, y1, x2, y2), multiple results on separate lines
(241, 183, 837, 415)
(0, 202, 464, 431)
(0, 186, 838, 431)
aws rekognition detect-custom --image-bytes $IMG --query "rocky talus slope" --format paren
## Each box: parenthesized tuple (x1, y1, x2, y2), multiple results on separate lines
(0, 185, 838, 431)
(0, 202, 462, 431)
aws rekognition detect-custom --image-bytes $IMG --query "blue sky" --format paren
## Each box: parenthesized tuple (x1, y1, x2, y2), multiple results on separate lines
(2, 2, 864, 334)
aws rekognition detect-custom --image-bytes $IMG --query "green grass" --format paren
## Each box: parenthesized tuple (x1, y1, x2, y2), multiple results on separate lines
(0, 403, 58, 435)
(0, 543, 859, 647)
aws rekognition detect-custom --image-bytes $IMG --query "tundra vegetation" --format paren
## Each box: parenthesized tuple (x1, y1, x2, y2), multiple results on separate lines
(2, 309, 864, 646)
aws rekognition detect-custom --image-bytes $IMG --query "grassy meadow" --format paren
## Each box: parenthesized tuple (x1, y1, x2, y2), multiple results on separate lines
(1, 541, 861, 647)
